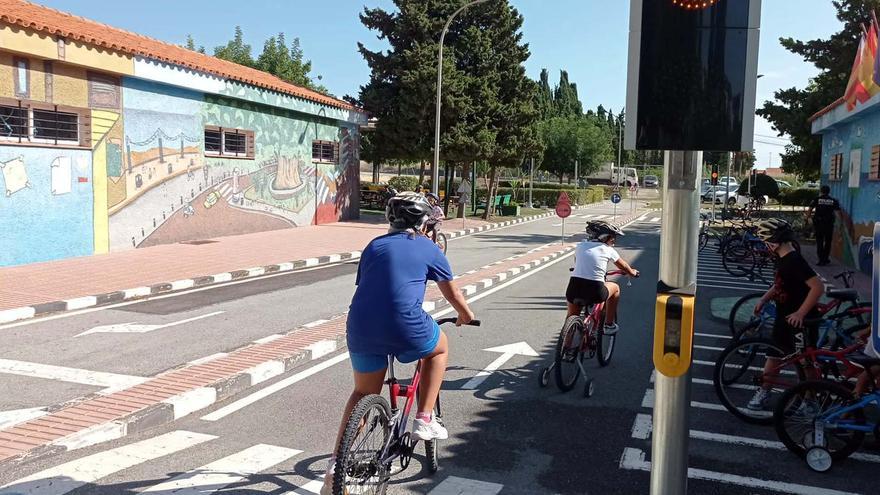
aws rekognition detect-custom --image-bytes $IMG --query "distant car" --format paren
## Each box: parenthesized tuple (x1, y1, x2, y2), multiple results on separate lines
(776, 179, 792, 189)
(712, 189, 739, 205)
(643, 175, 659, 188)
(804, 181, 820, 189)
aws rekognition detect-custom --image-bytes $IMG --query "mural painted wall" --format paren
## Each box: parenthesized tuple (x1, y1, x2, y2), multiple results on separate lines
(0, 147, 94, 265)
(819, 108, 880, 274)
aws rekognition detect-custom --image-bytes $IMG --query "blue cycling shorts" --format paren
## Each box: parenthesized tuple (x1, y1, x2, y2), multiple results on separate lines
(349, 320, 441, 373)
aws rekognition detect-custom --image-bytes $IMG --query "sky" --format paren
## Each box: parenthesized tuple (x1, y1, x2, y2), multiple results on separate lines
(34, 0, 842, 169)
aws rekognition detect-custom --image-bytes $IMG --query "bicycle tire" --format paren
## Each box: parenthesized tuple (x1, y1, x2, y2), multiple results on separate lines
(728, 292, 767, 337)
(699, 232, 709, 252)
(333, 394, 392, 495)
(435, 233, 448, 255)
(424, 399, 441, 474)
(722, 241, 756, 278)
(554, 316, 584, 392)
(597, 317, 615, 367)
(774, 380, 865, 461)
(713, 337, 805, 425)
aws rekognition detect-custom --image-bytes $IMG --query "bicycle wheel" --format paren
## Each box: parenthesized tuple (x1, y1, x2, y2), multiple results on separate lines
(333, 394, 393, 495)
(554, 316, 584, 392)
(699, 232, 709, 252)
(728, 293, 775, 338)
(435, 233, 447, 255)
(597, 321, 616, 367)
(424, 398, 442, 474)
(722, 240, 756, 278)
(713, 337, 805, 425)
(774, 380, 865, 462)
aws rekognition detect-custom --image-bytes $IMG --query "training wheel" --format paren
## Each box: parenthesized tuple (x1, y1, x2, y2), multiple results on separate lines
(539, 368, 550, 388)
(583, 378, 595, 398)
(805, 446, 833, 473)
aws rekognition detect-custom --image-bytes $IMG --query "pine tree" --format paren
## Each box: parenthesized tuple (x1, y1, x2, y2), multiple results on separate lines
(213, 26, 255, 67)
(184, 34, 205, 54)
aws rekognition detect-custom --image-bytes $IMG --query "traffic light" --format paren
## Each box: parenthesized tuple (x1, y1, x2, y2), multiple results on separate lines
(710, 164, 719, 185)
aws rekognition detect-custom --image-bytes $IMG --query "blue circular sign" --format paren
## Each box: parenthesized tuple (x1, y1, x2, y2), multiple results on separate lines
(611, 193, 622, 204)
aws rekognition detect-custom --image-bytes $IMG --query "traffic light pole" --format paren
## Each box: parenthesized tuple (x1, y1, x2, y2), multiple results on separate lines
(651, 150, 701, 495)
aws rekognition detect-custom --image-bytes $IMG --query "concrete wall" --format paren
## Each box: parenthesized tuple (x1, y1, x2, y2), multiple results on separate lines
(819, 107, 880, 273)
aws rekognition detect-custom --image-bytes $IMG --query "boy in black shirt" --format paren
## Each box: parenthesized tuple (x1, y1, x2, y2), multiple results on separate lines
(749, 218, 824, 410)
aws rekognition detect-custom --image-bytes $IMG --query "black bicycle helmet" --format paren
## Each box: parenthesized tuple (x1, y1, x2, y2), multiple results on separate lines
(756, 218, 795, 243)
(386, 192, 433, 229)
(586, 220, 624, 241)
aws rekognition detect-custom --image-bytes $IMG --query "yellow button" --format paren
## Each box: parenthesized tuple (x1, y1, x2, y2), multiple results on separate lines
(663, 353, 680, 367)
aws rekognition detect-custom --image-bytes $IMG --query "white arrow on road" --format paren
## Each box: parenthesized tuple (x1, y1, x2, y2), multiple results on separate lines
(461, 342, 538, 390)
(76, 311, 225, 337)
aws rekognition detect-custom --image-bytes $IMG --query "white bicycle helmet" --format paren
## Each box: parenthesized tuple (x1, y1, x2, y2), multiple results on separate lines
(585, 220, 624, 242)
(386, 191, 433, 230)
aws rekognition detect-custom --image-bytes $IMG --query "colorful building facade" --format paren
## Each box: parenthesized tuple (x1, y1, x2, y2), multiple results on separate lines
(811, 95, 880, 274)
(0, 1, 365, 266)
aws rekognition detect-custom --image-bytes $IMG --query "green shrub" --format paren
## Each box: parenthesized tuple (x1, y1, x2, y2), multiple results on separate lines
(388, 175, 420, 192)
(778, 188, 817, 206)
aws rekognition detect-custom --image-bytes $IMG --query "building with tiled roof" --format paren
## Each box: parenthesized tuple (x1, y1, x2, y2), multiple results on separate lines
(0, 0, 365, 266)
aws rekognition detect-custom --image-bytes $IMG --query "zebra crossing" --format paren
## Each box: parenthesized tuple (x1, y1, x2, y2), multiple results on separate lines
(619, 310, 874, 494)
(0, 429, 504, 495)
(697, 248, 771, 292)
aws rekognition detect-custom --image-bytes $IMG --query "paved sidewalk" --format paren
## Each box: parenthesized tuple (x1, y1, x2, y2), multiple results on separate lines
(801, 243, 872, 298)
(0, 212, 556, 322)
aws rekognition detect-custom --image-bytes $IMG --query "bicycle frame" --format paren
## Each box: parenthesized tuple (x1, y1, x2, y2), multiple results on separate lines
(377, 356, 423, 467)
(813, 392, 878, 435)
(758, 341, 867, 392)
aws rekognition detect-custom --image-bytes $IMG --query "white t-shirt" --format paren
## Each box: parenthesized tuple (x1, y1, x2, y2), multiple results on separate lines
(572, 241, 620, 281)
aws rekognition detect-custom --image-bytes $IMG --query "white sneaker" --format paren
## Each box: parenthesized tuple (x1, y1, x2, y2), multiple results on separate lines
(413, 417, 448, 441)
(320, 459, 335, 495)
(747, 389, 771, 411)
(603, 323, 620, 336)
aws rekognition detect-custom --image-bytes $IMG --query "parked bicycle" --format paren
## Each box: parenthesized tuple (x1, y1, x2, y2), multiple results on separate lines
(329, 318, 480, 494)
(539, 269, 632, 397)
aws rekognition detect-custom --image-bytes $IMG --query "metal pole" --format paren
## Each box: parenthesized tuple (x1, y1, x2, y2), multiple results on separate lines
(574, 160, 579, 195)
(726, 153, 733, 220)
(651, 150, 701, 495)
(528, 157, 534, 208)
(432, 0, 488, 196)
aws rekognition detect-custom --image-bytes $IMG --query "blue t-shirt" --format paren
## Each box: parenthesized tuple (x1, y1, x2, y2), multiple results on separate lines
(347, 232, 454, 355)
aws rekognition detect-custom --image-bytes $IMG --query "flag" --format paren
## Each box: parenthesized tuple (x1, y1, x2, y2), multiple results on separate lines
(874, 12, 880, 86)
(845, 34, 869, 110)
(859, 21, 880, 98)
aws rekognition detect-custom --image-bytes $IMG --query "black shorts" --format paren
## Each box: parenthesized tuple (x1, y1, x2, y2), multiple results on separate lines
(566, 277, 609, 306)
(770, 311, 819, 355)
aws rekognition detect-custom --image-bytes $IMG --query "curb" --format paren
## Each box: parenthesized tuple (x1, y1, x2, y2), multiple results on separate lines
(0, 210, 568, 325)
(0, 209, 646, 468)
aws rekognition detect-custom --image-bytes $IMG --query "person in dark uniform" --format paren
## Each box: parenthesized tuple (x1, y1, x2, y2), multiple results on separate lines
(807, 185, 840, 266)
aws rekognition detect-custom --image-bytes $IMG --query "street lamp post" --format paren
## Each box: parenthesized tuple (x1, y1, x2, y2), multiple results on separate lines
(432, 0, 490, 196)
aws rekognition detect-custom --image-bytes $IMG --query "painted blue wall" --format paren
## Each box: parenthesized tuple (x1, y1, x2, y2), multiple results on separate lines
(0, 146, 94, 266)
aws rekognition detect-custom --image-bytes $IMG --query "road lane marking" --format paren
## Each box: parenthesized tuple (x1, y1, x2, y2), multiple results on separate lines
(428, 476, 504, 495)
(253, 334, 284, 344)
(201, 353, 351, 421)
(140, 444, 301, 494)
(698, 283, 768, 292)
(76, 311, 225, 337)
(461, 342, 538, 390)
(0, 430, 216, 495)
(0, 359, 145, 393)
(650, 217, 661, 223)
(695, 332, 731, 339)
(618, 448, 859, 495)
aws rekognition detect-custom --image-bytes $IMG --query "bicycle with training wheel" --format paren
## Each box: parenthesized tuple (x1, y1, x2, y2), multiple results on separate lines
(712, 312, 870, 425)
(773, 355, 880, 473)
(329, 318, 479, 495)
(538, 269, 632, 398)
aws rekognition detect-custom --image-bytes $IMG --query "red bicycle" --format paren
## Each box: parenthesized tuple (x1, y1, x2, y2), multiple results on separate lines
(330, 318, 480, 495)
(539, 269, 631, 397)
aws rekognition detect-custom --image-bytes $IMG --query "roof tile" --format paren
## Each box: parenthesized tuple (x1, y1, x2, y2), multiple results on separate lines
(0, 0, 357, 112)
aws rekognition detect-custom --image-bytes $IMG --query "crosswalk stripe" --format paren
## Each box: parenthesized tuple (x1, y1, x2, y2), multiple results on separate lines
(650, 217, 661, 223)
(592, 214, 607, 219)
(141, 444, 301, 494)
(0, 407, 47, 430)
(0, 430, 216, 495)
(428, 476, 504, 495)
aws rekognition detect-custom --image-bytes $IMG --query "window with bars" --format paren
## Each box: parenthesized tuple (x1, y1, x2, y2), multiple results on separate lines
(312, 140, 339, 164)
(204, 127, 254, 159)
(0, 98, 89, 147)
(829, 153, 844, 181)
(871, 145, 880, 181)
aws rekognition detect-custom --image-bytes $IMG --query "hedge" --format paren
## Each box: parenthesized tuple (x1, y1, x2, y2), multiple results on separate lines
(387, 175, 420, 192)
(778, 188, 817, 206)
(486, 187, 604, 206)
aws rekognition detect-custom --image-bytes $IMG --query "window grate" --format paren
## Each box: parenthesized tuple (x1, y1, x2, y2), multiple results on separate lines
(312, 140, 339, 163)
(870, 145, 880, 181)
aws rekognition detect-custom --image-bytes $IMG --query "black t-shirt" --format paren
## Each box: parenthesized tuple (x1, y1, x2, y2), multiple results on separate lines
(809, 194, 840, 223)
(774, 250, 817, 314)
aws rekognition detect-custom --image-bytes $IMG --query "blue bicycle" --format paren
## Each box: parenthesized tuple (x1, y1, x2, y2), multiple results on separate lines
(773, 352, 880, 472)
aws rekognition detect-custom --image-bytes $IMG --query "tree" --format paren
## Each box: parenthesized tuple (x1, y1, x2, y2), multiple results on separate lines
(540, 115, 612, 183)
(553, 70, 583, 118)
(255, 34, 328, 93)
(537, 69, 554, 119)
(184, 34, 205, 54)
(758, 0, 880, 180)
(213, 26, 255, 67)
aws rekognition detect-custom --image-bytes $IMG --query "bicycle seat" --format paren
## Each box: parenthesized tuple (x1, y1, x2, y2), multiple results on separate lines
(826, 288, 859, 302)
(846, 352, 880, 368)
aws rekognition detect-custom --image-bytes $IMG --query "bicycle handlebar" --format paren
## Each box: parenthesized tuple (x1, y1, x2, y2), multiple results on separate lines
(435, 317, 481, 326)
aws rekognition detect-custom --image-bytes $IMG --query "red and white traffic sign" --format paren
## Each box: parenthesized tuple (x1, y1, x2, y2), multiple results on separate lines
(556, 192, 572, 218)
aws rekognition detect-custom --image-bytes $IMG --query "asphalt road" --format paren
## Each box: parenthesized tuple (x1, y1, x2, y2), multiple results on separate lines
(3, 205, 875, 494)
